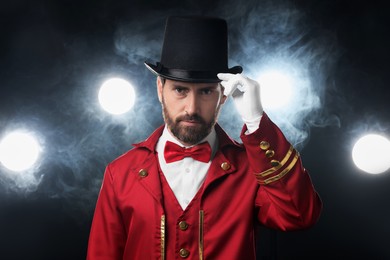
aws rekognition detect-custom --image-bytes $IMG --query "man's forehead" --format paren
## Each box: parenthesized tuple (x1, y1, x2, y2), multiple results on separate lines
(166, 79, 220, 88)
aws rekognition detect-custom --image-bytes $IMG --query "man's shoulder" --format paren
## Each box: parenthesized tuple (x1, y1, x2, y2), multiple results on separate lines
(102, 147, 154, 184)
(113, 146, 150, 163)
(106, 126, 164, 171)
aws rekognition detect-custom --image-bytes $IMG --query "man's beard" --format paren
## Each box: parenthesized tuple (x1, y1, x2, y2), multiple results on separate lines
(161, 97, 219, 145)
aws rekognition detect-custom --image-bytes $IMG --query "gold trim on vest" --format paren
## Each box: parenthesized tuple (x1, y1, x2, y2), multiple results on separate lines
(199, 210, 204, 260)
(161, 215, 166, 260)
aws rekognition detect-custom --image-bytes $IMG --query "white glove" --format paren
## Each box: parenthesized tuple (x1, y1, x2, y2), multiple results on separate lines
(218, 73, 263, 133)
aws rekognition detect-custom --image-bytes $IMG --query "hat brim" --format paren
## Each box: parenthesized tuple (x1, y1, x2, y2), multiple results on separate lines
(145, 62, 243, 83)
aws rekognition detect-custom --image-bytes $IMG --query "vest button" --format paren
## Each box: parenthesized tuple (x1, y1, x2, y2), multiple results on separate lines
(138, 169, 148, 177)
(178, 221, 188, 231)
(179, 248, 190, 258)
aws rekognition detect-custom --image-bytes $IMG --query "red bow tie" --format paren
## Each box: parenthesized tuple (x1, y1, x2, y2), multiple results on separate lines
(164, 141, 211, 163)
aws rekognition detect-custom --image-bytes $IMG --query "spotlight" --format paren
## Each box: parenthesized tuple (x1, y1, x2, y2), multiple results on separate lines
(257, 70, 293, 111)
(0, 131, 41, 172)
(352, 134, 390, 174)
(98, 78, 136, 115)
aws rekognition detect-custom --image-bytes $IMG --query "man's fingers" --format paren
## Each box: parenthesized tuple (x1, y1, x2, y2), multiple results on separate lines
(217, 73, 233, 81)
(222, 83, 236, 97)
(218, 73, 247, 96)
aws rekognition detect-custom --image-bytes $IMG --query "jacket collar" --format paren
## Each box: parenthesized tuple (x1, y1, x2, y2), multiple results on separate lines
(132, 123, 242, 203)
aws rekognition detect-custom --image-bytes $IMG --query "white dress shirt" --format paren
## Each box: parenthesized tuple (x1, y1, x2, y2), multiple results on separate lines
(155, 126, 218, 210)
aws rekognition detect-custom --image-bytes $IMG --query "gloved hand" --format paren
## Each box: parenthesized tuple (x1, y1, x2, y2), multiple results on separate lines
(218, 73, 263, 133)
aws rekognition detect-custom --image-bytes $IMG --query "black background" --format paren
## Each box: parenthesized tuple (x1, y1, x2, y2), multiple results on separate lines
(1, 0, 389, 259)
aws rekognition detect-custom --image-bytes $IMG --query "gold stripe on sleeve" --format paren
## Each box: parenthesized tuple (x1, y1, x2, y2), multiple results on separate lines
(256, 145, 294, 177)
(263, 153, 299, 184)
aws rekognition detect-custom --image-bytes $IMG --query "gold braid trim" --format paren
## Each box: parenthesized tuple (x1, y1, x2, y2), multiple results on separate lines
(262, 153, 299, 184)
(256, 145, 294, 177)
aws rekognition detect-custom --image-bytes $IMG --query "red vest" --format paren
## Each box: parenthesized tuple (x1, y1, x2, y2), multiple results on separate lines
(159, 165, 204, 259)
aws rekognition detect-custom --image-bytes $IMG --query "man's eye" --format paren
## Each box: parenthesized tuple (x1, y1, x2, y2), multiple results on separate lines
(175, 88, 186, 94)
(201, 89, 212, 95)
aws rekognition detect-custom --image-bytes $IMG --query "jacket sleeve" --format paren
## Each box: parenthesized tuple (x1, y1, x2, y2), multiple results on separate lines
(240, 113, 322, 231)
(87, 164, 126, 259)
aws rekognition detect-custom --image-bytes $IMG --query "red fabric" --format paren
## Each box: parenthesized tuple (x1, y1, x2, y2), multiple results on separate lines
(87, 113, 322, 260)
(164, 141, 211, 163)
(159, 167, 203, 259)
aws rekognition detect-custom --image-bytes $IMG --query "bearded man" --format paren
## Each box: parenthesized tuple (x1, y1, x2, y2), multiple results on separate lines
(87, 16, 322, 260)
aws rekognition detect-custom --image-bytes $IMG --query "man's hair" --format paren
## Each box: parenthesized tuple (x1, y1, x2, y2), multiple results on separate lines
(159, 76, 166, 86)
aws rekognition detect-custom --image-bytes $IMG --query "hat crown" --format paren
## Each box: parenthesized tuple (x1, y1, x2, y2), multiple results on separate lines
(160, 16, 228, 71)
(145, 15, 242, 82)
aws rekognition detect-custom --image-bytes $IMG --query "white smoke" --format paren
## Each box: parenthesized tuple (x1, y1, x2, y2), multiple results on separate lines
(219, 0, 341, 148)
(0, 0, 341, 209)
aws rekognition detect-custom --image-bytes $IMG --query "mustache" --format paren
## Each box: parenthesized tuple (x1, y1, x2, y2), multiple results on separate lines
(176, 114, 206, 124)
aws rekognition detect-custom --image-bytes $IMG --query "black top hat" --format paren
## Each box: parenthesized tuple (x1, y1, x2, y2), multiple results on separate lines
(145, 16, 242, 83)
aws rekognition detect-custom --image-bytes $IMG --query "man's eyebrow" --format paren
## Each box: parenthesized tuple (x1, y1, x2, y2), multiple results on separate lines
(199, 85, 219, 89)
(171, 84, 189, 89)
(170, 84, 219, 90)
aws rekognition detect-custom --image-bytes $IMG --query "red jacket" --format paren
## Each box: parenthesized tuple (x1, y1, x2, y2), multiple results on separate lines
(87, 113, 322, 259)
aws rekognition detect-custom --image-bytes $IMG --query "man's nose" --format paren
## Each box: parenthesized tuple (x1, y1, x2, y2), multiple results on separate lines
(185, 92, 200, 115)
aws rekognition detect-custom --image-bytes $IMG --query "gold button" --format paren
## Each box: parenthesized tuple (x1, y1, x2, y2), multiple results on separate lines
(139, 169, 148, 177)
(221, 162, 231, 171)
(265, 149, 275, 158)
(178, 221, 188, 231)
(270, 160, 281, 167)
(259, 141, 270, 150)
(179, 248, 190, 258)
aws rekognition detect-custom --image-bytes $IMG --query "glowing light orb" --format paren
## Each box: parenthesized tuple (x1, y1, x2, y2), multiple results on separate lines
(258, 71, 293, 110)
(98, 78, 136, 115)
(0, 131, 41, 172)
(352, 134, 390, 174)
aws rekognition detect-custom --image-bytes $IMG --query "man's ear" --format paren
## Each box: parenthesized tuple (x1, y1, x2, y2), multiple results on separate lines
(220, 84, 227, 105)
(220, 94, 227, 105)
(156, 77, 163, 103)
